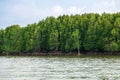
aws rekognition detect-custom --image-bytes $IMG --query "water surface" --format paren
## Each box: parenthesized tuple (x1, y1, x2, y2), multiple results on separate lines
(0, 56, 120, 80)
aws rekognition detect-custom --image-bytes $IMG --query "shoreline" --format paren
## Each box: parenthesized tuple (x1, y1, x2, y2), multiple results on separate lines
(1, 51, 120, 56)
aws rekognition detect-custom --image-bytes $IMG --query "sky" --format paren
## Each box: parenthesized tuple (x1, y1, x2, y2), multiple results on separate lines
(0, 0, 120, 28)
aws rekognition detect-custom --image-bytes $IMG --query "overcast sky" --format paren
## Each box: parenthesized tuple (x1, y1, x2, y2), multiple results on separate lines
(0, 0, 120, 28)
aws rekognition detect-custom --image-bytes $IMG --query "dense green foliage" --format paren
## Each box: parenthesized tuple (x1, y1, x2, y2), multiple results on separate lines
(0, 12, 120, 55)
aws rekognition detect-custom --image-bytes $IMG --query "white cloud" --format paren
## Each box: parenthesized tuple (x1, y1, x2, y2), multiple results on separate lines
(51, 5, 85, 17)
(53, 5, 63, 13)
(68, 6, 77, 13)
(67, 6, 85, 14)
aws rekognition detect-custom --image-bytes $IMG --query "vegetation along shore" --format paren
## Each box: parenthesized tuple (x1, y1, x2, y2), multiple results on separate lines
(0, 12, 120, 56)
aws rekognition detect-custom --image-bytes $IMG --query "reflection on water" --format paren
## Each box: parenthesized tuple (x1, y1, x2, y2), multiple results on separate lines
(0, 56, 120, 80)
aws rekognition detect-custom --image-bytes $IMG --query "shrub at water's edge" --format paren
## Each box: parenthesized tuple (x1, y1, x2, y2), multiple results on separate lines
(1, 12, 120, 55)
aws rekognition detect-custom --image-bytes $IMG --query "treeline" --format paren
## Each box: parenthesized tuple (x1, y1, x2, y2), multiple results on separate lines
(0, 12, 120, 55)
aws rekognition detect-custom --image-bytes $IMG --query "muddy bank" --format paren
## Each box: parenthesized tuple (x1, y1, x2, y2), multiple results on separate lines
(1, 51, 120, 56)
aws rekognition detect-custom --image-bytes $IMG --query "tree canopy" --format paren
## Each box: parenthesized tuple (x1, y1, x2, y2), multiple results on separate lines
(0, 12, 120, 55)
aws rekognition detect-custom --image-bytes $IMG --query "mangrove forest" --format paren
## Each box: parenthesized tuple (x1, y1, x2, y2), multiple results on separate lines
(0, 12, 120, 55)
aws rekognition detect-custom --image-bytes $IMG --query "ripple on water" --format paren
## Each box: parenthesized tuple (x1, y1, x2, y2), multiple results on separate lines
(0, 56, 120, 80)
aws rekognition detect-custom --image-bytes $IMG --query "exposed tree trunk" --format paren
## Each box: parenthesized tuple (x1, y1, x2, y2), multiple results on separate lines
(78, 49, 80, 56)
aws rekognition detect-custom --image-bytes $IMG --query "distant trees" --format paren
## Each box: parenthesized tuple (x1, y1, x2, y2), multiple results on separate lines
(0, 12, 120, 55)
